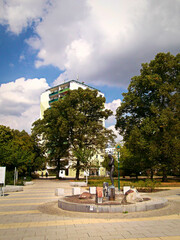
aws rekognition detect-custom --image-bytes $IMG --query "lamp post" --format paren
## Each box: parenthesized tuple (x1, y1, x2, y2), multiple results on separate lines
(116, 144, 121, 191)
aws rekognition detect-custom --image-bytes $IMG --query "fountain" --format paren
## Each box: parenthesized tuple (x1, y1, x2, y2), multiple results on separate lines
(58, 154, 167, 213)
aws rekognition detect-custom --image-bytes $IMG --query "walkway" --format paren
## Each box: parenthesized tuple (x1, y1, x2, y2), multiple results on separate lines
(0, 179, 180, 240)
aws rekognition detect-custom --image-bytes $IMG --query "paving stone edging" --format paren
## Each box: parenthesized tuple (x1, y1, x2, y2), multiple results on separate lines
(58, 197, 168, 213)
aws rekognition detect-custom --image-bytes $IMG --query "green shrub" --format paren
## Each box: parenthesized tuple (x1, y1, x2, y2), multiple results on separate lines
(133, 179, 161, 192)
(120, 181, 132, 188)
(5, 171, 14, 185)
(87, 177, 161, 192)
(24, 176, 32, 181)
(31, 173, 39, 179)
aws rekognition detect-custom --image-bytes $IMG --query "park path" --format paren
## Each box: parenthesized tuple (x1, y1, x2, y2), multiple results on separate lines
(0, 179, 180, 240)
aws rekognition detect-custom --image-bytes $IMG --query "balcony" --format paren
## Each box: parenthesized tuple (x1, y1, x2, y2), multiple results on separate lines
(49, 91, 58, 97)
(49, 98, 58, 104)
(59, 88, 70, 94)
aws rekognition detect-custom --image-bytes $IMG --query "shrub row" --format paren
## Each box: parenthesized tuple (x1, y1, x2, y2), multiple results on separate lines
(88, 178, 161, 192)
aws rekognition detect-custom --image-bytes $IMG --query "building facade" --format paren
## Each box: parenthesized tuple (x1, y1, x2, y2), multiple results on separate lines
(40, 80, 104, 119)
(40, 80, 106, 178)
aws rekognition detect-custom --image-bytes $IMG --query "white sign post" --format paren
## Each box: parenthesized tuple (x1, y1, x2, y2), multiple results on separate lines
(14, 167, 18, 185)
(0, 167, 6, 196)
(84, 170, 89, 184)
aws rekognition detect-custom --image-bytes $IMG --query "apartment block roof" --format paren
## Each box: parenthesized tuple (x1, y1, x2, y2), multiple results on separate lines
(46, 79, 102, 93)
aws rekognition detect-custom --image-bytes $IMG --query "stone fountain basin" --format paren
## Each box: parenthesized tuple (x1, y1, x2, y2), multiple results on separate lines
(58, 195, 167, 213)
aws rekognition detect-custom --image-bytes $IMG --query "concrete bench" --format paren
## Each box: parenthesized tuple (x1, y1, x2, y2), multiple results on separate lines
(72, 187, 81, 195)
(23, 181, 34, 186)
(3, 185, 23, 193)
(70, 182, 87, 187)
(55, 188, 65, 196)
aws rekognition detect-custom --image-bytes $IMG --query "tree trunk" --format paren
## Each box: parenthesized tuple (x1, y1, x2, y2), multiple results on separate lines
(76, 160, 80, 180)
(136, 172, 138, 180)
(162, 169, 167, 182)
(57, 158, 60, 179)
(150, 169, 154, 180)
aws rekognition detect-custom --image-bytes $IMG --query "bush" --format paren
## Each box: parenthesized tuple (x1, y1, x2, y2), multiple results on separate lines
(5, 171, 14, 185)
(24, 176, 32, 181)
(87, 177, 161, 192)
(31, 173, 39, 179)
(133, 179, 161, 192)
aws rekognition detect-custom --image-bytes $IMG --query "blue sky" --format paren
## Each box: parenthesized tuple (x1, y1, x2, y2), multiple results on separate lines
(0, 25, 61, 86)
(0, 24, 126, 102)
(0, 0, 180, 137)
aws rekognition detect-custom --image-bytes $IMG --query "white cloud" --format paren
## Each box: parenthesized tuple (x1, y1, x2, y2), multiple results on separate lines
(32, 0, 180, 87)
(0, 78, 49, 133)
(0, 0, 49, 34)
(105, 99, 122, 143)
(108, 125, 123, 143)
(19, 54, 25, 62)
(105, 99, 121, 115)
(105, 99, 121, 127)
(1, 0, 180, 87)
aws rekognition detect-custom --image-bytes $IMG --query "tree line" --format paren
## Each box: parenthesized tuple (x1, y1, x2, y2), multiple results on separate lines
(0, 125, 45, 181)
(116, 52, 180, 181)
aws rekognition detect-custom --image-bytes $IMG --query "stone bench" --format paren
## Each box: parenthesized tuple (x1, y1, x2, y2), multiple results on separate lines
(23, 181, 34, 186)
(70, 182, 87, 187)
(55, 188, 65, 196)
(72, 187, 81, 195)
(3, 185, 23, 193)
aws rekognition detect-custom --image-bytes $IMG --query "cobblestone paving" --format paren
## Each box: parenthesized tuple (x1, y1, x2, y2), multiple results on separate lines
(0, 179, 180, 240)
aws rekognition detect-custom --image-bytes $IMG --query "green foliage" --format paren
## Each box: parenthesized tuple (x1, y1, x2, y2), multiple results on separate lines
(0, 125, 46, 178)
(5, 171, 14, 185)
(87, 177, 161, 191)
(119, 145, 144, 178)
(116, 52, 180, 180)
(132, 179, 161, 192)
(31, 173, 40, 179)
(72, 147, 94, 172)
(32, 88, 115, 179)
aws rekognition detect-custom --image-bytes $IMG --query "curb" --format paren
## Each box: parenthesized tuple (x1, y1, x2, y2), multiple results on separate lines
(58, 197, 168, 213)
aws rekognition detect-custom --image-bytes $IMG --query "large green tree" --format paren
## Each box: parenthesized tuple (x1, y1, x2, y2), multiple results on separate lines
(32, 88, 115, 179)
(119, 144, 145, 179)
(0, 125, 46, 175)
(116, 52, 180, 180)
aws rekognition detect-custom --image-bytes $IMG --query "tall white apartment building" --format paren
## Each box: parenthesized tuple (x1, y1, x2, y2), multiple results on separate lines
(40, 80, 106, 178)
(40, 80, 104, 119)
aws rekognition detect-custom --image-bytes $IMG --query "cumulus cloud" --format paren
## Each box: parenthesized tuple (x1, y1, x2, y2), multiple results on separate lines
(108, 125, 123, 143)
(0, 0, 50, 34)
(105, 99, 121, 127)
(1, 0, 180, 87)
(105, 99, 122, 142)
(31, 0, 180, 87)
(105, 99, 121, 114)
(0, 78, 49, 132)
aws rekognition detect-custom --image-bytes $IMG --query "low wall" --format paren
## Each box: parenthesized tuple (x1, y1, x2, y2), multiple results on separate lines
(58, 197, 167, 213)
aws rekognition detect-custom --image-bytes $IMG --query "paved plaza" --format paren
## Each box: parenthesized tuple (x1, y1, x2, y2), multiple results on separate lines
(0, 179, 180, 240)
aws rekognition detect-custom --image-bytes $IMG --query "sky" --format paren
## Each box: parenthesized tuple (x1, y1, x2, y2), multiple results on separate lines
(0, 0, 180, 141)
